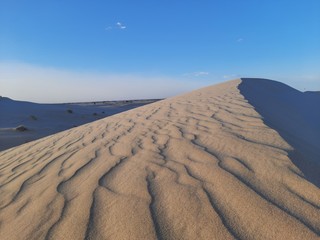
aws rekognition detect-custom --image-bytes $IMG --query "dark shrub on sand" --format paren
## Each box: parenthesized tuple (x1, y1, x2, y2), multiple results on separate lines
(15, 125, 28, 132)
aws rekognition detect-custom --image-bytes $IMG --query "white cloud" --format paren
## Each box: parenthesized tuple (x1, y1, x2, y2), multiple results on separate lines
(0, 62, 206, 103)
(105, 22, 127, 31)
(237, 38, 244, 42)
(223, 74, 241, 79)
(116, 22, 126, 29)
(184, 71, 210, 77)
(194, 71, 209, 76)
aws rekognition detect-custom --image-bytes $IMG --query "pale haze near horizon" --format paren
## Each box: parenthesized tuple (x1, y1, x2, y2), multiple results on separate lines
(0, 62, 207, 103)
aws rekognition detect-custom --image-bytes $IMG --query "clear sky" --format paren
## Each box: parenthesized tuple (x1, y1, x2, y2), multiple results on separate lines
(1, 0, 320, 102)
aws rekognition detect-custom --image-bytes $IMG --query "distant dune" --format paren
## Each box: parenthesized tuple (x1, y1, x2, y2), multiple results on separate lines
(0, 79, 319, 239)
(0, 98, 158, 151)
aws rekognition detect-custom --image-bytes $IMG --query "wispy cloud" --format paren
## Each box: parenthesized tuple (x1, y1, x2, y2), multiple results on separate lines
(184, 71, 210, 77)
(116, 22, 126, 29)
(237, 38, 244, 42)
(105, 22, 127, 31)
(223, 74, 241, 79)
(194, 71, 209, 76)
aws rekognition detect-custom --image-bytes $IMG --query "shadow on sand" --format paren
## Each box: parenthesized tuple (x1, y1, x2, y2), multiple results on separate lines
(239, 78, 320, 187)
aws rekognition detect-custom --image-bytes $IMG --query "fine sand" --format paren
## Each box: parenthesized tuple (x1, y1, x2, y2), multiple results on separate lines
(0, 98, 158, 151)
(0, 79, 319, 240)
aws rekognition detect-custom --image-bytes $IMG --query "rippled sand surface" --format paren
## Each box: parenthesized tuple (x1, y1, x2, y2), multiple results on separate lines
(0, 79, 319, 239)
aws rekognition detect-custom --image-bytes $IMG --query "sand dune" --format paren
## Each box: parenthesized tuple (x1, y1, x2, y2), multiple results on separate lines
(0, 98, 158, 151)
(0, 79, 319, 240)
(239, 78, 320, 187)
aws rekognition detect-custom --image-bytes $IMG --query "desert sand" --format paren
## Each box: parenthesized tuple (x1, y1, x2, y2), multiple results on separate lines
(0, 98, 158, 151)
(0, 78, 319, 240)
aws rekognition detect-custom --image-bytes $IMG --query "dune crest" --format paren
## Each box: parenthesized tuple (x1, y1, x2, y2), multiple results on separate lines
(239, 78, 320, 187)
(0, 79, 319, 239)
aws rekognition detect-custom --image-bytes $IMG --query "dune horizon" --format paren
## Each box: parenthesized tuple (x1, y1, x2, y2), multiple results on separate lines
(0, 97, 160, 151)
(0, 78, 319, 239)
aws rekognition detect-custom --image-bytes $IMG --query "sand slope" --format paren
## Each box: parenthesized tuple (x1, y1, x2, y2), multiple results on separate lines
(0, 98, 158, 151)
(238, 78, 320, 187)
(0, 79, 319, 240)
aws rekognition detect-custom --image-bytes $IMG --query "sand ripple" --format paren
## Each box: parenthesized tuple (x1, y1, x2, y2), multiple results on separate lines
(0, 79, 319, 239)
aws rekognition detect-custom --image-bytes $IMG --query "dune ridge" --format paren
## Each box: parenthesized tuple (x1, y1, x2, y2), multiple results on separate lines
(239, 78, 320, 187)
(0, 79, 319, 239)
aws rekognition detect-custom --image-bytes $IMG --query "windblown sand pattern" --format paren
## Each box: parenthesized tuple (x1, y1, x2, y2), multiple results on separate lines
(0, 79, 319, 239)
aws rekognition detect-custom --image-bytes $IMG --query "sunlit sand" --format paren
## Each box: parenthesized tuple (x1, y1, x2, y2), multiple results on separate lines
(0, 78, 319, 239)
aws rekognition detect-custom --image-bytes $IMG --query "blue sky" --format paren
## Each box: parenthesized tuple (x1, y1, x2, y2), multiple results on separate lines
(1, 0, 320, 102)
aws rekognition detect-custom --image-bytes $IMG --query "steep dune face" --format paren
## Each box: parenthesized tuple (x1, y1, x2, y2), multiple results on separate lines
(238, 78, 320, 187)
(0, 79, 319, 240)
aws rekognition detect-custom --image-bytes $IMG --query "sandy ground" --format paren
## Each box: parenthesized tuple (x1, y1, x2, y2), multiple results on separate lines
(0, 98, 159, 151)
(0, 79, 319, 240)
